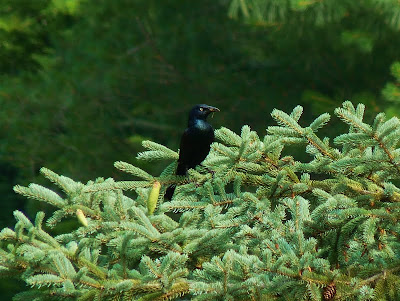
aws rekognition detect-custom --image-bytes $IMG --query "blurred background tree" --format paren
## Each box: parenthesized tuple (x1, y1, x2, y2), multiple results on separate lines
(1, 0, 400, 298)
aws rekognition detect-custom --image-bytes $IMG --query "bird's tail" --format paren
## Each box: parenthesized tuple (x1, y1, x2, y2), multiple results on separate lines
(175, 162, 187, 176)
(164, 162, 186, 200)
(164, 185, 176, 200)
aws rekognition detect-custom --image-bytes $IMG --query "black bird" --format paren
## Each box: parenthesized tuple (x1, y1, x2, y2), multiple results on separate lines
(165, 104, 220, 199)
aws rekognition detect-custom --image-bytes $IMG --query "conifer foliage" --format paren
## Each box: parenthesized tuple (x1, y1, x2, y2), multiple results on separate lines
(228, 0, 400, 29)
(2, 102, 400, 300)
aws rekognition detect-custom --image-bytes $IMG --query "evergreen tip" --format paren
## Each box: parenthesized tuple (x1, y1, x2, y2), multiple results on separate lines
(76, 209, 88, 227)
(147, 181, 161, 215)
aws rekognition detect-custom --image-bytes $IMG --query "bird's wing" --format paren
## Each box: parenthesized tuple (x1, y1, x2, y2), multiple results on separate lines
(175, 128, 193, 175)
(178, 128, 194, 162)
(179, 126, 213, 166)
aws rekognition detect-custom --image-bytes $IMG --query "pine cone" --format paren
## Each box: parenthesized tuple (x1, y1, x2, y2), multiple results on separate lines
(323, 282, 336, 300)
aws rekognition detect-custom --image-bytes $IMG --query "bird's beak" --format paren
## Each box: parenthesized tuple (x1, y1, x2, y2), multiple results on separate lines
(207, 106, 220, 112)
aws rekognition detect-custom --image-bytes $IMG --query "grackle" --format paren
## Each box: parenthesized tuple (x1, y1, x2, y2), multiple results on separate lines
(165, 104, 219, 200)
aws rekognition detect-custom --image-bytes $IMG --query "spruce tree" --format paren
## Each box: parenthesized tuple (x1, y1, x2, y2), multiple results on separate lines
(228, 0, 400, 29)
(2, 102, 400, 300)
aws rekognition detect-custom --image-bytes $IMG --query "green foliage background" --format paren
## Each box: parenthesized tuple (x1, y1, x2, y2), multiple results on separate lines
(2, 0, 400, 298)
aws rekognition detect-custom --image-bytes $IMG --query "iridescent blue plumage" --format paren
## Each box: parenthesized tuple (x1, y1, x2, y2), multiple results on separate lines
(165, 104, 219, 200)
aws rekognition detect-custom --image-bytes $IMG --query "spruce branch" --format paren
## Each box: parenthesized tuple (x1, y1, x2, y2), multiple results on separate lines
(335, 103, 400, 176)
(5, 102, 400, 299)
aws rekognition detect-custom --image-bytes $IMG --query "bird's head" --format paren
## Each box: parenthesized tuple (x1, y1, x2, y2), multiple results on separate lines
(189, 104, 220, 121)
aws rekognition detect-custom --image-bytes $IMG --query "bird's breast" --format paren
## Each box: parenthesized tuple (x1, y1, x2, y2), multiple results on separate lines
(191, 120, 213, 135)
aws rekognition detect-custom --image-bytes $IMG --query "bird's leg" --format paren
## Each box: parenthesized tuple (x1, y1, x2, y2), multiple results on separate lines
(201, 165, 215, 176)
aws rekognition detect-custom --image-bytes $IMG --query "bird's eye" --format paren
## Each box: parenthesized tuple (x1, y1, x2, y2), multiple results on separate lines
(199, 108, 204, 111)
